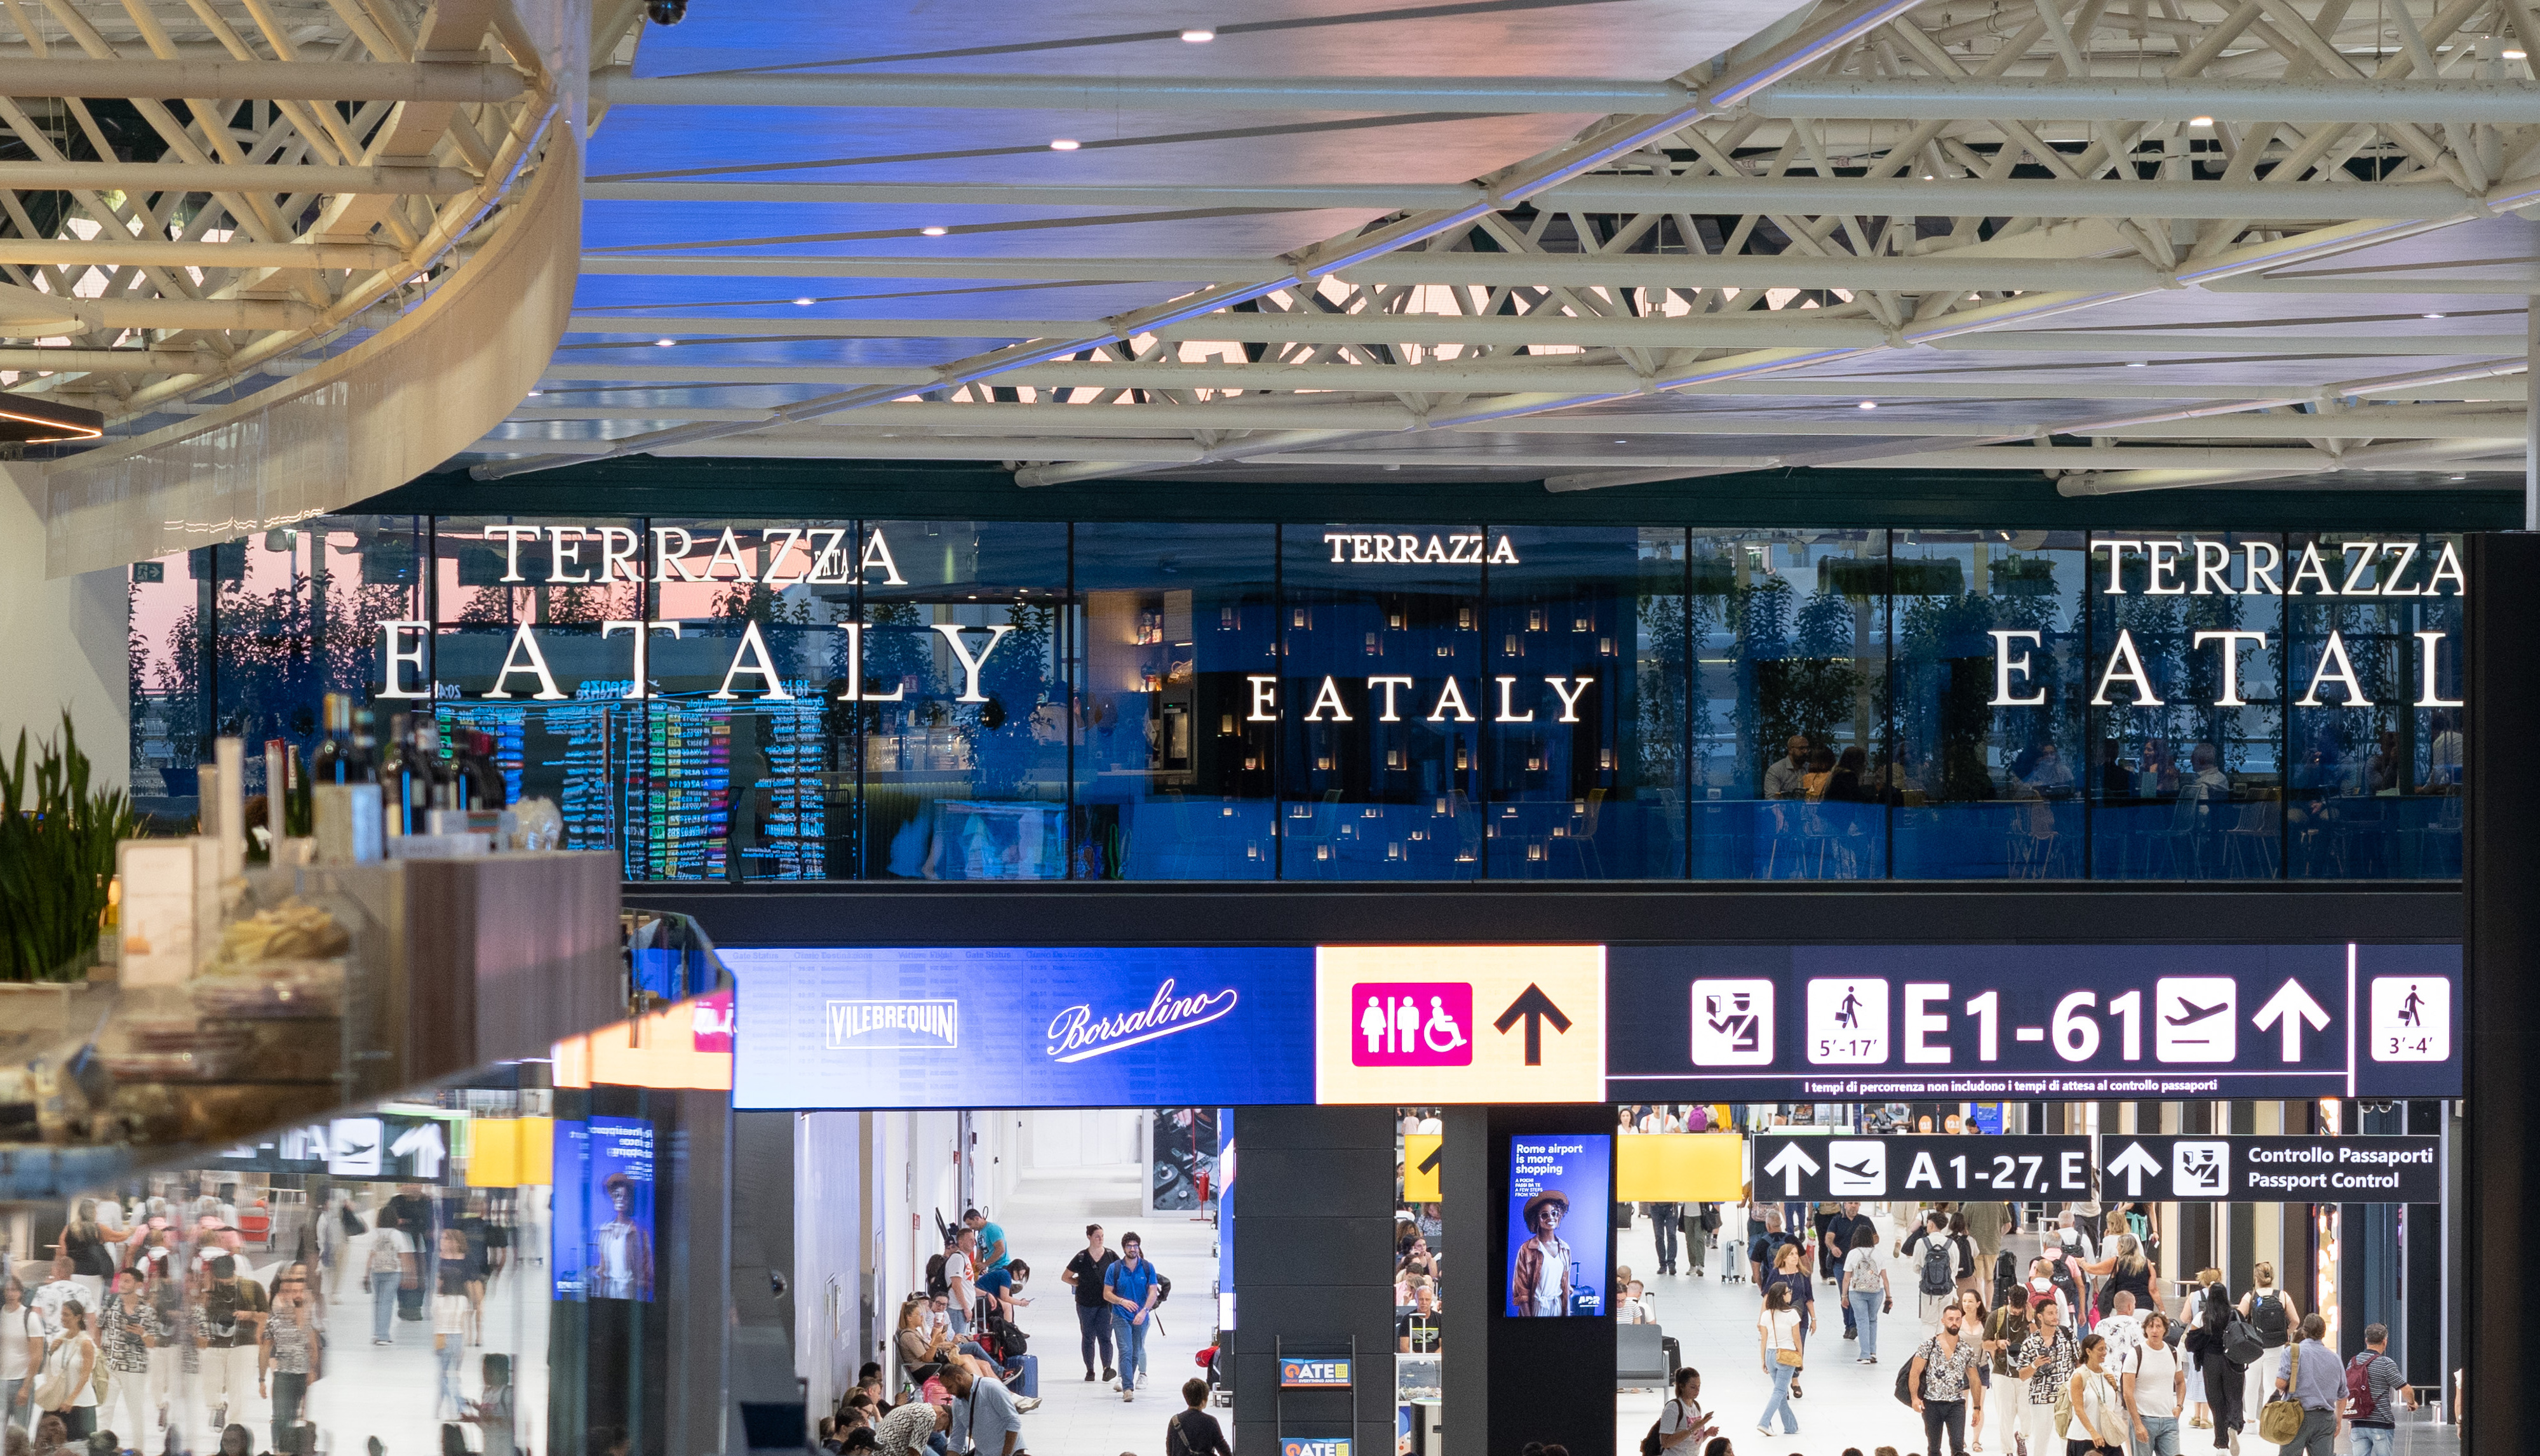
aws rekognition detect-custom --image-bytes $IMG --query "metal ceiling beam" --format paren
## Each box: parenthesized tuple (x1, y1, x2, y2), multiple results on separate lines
(0, 238, 404, 269)
(582, 176, 2485, 223)
(574, 314, 2516, 354)
(1748, 77, 2540, 124)
(576, 253, 2168, 288)
(0, 162, 480, 195)
(589, 66, 1686, 114)
(0, 58, 528, 102)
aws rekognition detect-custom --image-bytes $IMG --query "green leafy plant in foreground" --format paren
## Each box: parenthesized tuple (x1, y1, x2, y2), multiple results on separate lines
(0, 713, 143, 982)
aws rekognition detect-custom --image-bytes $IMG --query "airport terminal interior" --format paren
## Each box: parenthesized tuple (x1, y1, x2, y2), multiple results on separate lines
(3, 0, 2538, 1450)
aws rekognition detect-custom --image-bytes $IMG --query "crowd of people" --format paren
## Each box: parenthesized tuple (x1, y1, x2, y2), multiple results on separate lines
(0, 1184, 522, 1456)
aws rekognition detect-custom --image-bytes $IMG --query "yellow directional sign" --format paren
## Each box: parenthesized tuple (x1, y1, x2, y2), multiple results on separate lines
(1403, 1132, 1444, 1201)
(1314, 945, 1605, 1104)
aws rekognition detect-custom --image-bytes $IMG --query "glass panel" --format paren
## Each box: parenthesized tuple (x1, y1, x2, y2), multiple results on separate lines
(638, 520, 858, 881)
(1279, 524, 1486, 879)
(2087, 533, 2285, 880)
(1687, 530, 1886, 880)
(1890, 530, 2088, 878)
(433, 517, 650, 865)
(1069, 523, 1276, 879)
(1483, 526, 1688, 879)
(127, 549, 205, 820)
(862, 521, 1070, 879)
(212, 516, 426, 803)
(2283, 532, 2466, 878)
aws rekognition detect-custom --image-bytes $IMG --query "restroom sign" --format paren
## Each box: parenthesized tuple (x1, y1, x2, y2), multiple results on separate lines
(1314, 947, 1604, 1104)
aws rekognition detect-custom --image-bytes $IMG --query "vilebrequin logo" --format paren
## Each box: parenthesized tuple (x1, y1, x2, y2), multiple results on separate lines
(1047, 978, 1240, 1063)
(827, 999, 958, 1050)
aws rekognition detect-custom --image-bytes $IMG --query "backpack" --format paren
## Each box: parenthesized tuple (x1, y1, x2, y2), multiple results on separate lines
(1155, 1273, 1173, 1307)
(924, 1253, 950, 1300)
(990, 1313, 1028, 1357)
(1847, 1251, 1883, 1295)
(1918, 1237, 1954, 1296)
(1892, 1359, 1916, 1408)
(339, 1205, 365, 1237)
(1992, 1250, 2019, 1307)
(2221, 1315, 2266, 1369)
(1683, 1105, 1712, 1133)
(1639, 1399, 1683, 1456)
(2250, 1292, 2289, 1346)
(2346, 1352, 2380, 1420)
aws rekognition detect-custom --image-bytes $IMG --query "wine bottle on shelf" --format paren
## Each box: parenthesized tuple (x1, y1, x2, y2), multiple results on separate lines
(285, 742, 312, 838)
(346, 704, 380, 785)
(464, 730, 507, 810)
(379, 713, 410, 836)
(413, 718, 459, 814)
(310, 694, 353, 784)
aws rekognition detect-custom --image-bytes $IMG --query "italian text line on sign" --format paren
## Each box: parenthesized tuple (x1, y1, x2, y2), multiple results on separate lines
(1314, 945, 1605, 1104)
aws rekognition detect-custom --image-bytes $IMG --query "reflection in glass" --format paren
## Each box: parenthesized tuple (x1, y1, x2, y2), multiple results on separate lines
(2283, 533, 2464, 879)
(2087, 533, 2285, 880)
(1687, 530, 1886, 880)
(1070, 524, 1275, 879)
(1890, 530, 2086, 878)
(861, 523, 1069, 879)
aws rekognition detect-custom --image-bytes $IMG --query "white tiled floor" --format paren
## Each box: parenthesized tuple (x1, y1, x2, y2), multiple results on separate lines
(992, 1167, 1220, 1456)
(1613, 1213, 2459, 1456)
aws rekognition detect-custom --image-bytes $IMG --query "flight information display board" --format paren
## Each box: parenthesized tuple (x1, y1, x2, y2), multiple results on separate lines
(1608, 942, 2458, 1102)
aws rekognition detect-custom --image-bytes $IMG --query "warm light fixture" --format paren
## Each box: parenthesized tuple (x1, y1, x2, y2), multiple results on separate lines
(2189, 115, 2214, 126)
(2507, 47, 2529, 58)
(1181, 27, 1215, 41)
(2125, 360, 2147, 368)
(920, 225, 948, 236)
(526, 390, 543, 397)
(1857, 400, 1878, 410)
(1049, 138, 1081, 150)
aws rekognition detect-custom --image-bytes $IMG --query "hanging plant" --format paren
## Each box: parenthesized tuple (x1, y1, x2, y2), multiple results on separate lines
(0, 713, 143, 982)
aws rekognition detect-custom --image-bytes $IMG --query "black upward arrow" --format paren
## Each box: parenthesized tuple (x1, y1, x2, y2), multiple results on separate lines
(1417, 1141, 1444, 1176)
(1493, 983, 1573, 1066)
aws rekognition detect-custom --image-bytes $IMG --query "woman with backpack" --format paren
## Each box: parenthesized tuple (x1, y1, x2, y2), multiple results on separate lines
(1841, 1224, 1890, 1365)
(2236, 1265, 2298, 1442)
(2181, 1281, 2243, 1449)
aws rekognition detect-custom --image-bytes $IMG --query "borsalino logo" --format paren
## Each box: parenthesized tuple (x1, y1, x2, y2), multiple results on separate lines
(826, 999, 958, 1051)
(1045, 978, 1240, 1064)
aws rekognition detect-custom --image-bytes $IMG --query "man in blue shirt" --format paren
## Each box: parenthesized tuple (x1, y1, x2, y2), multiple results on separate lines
(1103, 1232, 1162, 1403)
(2271, 1312, 2344, 1456)
(966, 1208, 1011, 1271)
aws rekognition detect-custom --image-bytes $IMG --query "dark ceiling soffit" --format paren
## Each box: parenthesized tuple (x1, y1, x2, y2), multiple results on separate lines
(626, 881, 2463, 949)
(366, 458, 2519, 533)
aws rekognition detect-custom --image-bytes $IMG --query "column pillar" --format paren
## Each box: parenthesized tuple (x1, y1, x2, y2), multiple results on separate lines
(1230, 1106, 1397, 1456)
(2464, 531, 2540, 1450)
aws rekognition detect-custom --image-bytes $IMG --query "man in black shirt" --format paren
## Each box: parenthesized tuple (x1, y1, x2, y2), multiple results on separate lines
(1821, 1201, 1875, 1339)
(1164, 1379, 1230, 1456)
(1396, 1281, 1441, 1353)
(1059, 1224, 1119, 1384)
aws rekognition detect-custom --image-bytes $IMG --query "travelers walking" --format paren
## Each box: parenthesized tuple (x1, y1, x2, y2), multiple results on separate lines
(2182, 1269, 2220, 1430)
(1651, 1367, 1714, 1451)
(2012, 1291, 2077, 1456)
(2064, 1333, 2127, 1455)
(1841, 1225, 1890, 1363)
(2181, 1279, 2245, 1448)
(2266, 1314, 2341, 1456)
(1164, 1379, 1230, 1456)
(1650, 1201, 1681, 1276)
(1061, 1225, 1118, 1384)
(2342, 1322, 2414, 1456)
(1981, 1288, 2033, 1456)
(2126, 1311, 2186, 1456)
(1905, 1301, 1983, 1456)
(2236, 1266, 2297, 1430)
(1901, 1212, 1958, 1328)
(1754, 1285, 1803, 1439)
(1762, 1243, 1816, 1396)
(1821, 1203, 1874, 1338)
(1103, 1233, 1162, 1403)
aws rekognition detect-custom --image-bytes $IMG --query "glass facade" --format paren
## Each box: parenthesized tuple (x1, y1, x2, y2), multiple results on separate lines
(128, 518, 2469, 881)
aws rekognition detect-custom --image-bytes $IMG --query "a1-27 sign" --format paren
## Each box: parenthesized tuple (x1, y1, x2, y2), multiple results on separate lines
(1752, 1134, 2092, 1201)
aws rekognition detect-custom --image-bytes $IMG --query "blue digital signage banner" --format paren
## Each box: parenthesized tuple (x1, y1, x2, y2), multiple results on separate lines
(1608, 943, 2461, 1102)
(1503, 1133, 1610, 1318)
(725, 947, 1317, 1109)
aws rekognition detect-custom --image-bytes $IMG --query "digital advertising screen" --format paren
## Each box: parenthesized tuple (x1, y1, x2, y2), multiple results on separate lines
(551, 1119, 589, 1301)
(586, 1115, 658, 1301)
(1503, 1133, 1610, 1318)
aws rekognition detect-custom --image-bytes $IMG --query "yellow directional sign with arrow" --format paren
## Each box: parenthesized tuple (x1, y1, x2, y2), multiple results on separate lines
(1314, 945, 1605, 1104)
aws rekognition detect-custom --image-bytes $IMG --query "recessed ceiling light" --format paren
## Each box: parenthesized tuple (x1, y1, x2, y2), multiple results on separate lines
(526, 390, 542, 397)
(2125, 360, 2147, 368)
(2507, 47, 2528, 58)
(2450, 473, 2469, 481)
(1615, 438, 1627, 444)
(1049, 138, 1081, 150)
(1181, 27, 1215, 41)
(2189, 115, 2214, 126)
(920, 225, 948, 237)
(654, 337, 675, 347)
(794, 297, 814, 307)
(1857, 400, 1878, 410)
(2423, 311, 2447, 319)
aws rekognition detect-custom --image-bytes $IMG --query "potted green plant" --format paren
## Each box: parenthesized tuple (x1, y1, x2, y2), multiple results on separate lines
(0, 712, 141, 983)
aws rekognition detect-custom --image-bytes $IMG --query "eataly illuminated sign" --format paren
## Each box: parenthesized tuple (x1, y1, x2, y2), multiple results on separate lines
(1991, 538, 2467, 710)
